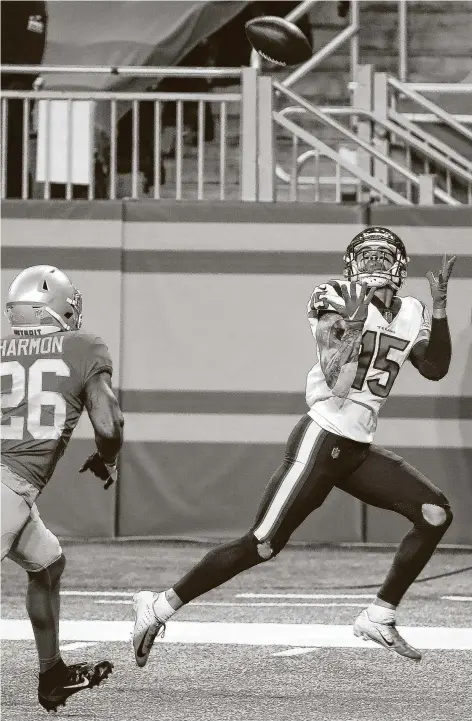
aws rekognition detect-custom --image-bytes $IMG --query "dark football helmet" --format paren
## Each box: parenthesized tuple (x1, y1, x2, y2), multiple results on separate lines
(343, 227, 409, 291)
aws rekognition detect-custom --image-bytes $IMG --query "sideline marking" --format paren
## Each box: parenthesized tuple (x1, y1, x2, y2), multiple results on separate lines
(2, 620, 472, 650)
(237, 593, 375, 599)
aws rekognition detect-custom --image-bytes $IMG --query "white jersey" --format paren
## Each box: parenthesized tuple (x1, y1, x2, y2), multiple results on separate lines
(305, 279, 431, 443)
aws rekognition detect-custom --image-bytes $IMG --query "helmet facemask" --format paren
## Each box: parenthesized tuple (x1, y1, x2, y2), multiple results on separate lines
(343, 228, 409, 291)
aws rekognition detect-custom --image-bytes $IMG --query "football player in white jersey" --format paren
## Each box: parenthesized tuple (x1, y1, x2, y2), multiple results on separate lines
(132, 227, 456, 664)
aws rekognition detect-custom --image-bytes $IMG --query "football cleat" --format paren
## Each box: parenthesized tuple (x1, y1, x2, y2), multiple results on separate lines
(38, 660, 113, 712)
(353, 609, 422, 661)
(132, 591, 166, 668)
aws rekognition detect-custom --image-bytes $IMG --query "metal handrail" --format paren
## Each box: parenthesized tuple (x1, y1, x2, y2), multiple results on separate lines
(274, 83, 472, 186)
(404, 114, 472, 124)
(274, 105, 460, 205)
(388, 76, 472, 144)
(274, 111, 411, 205)
(277, 153, 360, 186)
(0, 89, 240, 102)
(250, 0, 359, 85)
(0, 72, 254, 201)
(282, 22, 358, 88)
(0, 64, 243, 78)
(403, 83, 472, 94)
(388, 109, 472, 173)
(274, 101, 421, 185)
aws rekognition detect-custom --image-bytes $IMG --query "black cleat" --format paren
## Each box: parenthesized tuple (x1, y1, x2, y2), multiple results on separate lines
(38, 660, 113, 712)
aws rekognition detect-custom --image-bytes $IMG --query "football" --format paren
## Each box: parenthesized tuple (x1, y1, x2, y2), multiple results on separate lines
(245, 16, 312, 67)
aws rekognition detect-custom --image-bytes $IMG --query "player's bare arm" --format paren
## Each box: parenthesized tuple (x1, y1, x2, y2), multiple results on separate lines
(316, 313, 364, 397)
(409, 254, 455, 381)
(315, 282, 376, 398)
(83, 371, 124, 463)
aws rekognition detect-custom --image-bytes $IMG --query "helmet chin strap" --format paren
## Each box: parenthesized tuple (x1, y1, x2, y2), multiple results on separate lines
(357, 272, 394, 289)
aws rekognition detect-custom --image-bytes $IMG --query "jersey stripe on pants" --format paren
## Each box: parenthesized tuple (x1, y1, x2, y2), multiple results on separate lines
(253, 419, 327, 544)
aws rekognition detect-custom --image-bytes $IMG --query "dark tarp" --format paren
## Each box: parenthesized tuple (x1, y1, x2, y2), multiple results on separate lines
(42, 1, 247, 91)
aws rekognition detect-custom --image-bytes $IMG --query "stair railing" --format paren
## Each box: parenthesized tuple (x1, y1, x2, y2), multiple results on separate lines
(273, 82, 465, 205)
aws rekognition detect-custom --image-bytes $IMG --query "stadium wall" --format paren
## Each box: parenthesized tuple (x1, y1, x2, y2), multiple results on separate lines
(2, 201, 471, 545)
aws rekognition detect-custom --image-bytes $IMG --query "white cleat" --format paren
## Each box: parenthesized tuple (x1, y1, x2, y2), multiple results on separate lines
(353, 609, 422, 661)
(132, 591, 166, 668)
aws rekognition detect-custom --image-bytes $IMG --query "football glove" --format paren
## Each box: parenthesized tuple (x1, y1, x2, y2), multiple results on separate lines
(79, 452, 117, 490)
(319, 281, 376, 323)
(426, 254, 456, 309)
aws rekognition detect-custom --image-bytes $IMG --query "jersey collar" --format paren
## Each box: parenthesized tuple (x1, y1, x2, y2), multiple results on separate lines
(370, 295, 402, 324)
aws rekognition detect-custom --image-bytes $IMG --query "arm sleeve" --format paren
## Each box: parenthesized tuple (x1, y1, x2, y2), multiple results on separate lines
(409, 315, 451, 381)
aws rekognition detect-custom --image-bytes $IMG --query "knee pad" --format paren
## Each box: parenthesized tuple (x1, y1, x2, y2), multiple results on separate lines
(420, 503, 453, 530)
(251, 533, 285, 560)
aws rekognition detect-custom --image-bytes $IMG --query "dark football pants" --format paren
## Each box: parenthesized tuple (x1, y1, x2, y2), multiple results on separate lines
(174, 415, 452, 605)
(252, 414, 452, 605)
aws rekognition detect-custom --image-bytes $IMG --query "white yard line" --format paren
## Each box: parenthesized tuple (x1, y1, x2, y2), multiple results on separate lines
(272, 647, 319, 657)
(3, 619, 472, 649)
(60, 641, 98, 651)
(236, 593, 376, 599)
(93, 600, 367, 608)
(61, 591, 133, 597)
(442, 596, 472, 601)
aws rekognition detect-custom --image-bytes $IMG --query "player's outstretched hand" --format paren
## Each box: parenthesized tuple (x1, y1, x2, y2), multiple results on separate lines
(329, 282, 376, 323)
(79, 452, 117, 490)
(426, 254, 456, 309)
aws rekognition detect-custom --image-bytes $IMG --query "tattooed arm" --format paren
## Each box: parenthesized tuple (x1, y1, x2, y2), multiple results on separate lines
(316, 313, 365, 398)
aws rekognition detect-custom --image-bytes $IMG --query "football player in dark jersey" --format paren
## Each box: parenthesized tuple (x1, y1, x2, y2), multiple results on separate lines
(1, 266, 124, 712)
(131, 228, 456, 667)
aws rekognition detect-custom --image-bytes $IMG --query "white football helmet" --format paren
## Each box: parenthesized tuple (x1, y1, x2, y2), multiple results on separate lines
(343, 227, 409, 291)
(5, 266, 83, 335)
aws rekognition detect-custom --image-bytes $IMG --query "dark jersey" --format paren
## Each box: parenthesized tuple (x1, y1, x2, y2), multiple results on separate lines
(0, 331, 112, 491)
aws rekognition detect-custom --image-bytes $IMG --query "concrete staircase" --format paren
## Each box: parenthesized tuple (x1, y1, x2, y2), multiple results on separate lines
(158, 1, 472, 202)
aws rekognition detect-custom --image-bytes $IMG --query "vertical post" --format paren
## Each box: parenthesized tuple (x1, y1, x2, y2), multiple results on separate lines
(373, 72, 389, 188)
(240, 67, 258, 201)
(1, 99, 7, 198)
(353, 64, 373, 202)
(197, 100, 205, 200)
(257, 75, 274, 202)
(398, 0, 408, 82)
(350, 0, 359, 83)
(131, 100, 139, 199)
(110, 99, 117, 200)
(219, 101, 227, 201)
(22, 98, 30, 199)
(418, 174, 435, 205)
(153, 100, 161, 200)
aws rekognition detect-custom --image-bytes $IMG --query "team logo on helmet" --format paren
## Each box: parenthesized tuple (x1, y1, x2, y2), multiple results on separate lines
(343, 227, 409, 291)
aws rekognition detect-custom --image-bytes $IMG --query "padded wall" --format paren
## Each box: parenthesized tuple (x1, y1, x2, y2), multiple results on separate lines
(1, 201, 471, 544)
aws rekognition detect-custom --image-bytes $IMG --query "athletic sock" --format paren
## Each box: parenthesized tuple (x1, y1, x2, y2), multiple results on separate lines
(152, 591, 180, 622)
(38, 657, 67, 687)
(366, 601, 396, 625)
